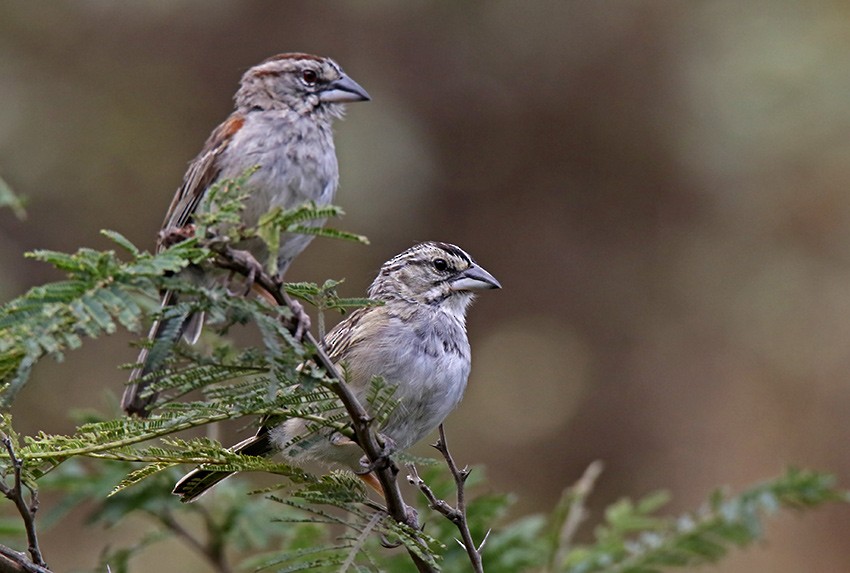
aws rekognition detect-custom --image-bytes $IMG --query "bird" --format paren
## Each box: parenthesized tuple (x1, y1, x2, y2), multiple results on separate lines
(173, 241, 501, 502)
(122, 53, 370, 417)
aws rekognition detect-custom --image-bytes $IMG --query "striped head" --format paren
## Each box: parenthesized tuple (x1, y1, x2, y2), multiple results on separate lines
(368, 242, 501, 319)
(235, 53, 370, 117)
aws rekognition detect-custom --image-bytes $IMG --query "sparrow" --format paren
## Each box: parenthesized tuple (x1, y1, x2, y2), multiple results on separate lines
(123, 53, 370, 416)
(173, 241, 501, 502)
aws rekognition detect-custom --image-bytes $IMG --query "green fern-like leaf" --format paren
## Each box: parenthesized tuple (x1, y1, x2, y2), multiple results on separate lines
(285, 225, 369, 245)
(0, 235, 212, 406)
(254, 202, 366, 276)
(561, 468, 848, 573)
(365, 376, 399, 428)
(0, 175, 26, 219)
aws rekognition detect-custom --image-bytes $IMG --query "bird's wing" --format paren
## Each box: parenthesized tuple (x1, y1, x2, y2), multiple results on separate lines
(322, 306, 372, 363)
(157, 112, 246, 251)
(251, 306, 373, 439)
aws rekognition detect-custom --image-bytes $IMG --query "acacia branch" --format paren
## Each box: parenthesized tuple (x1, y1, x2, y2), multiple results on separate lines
(551, 460, 604, 569)
(202, 238, 436, 573)
(0, 439, 46, 571)
(408, 425, 485, 573)
(0, 548, 52, 573)
(154, 508, 232, 573)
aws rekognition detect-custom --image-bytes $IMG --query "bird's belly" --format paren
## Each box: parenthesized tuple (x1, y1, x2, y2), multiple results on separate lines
(380, 349, 470, 450)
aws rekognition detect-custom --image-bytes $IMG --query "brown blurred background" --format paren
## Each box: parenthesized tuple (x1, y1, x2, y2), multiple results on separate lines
(2, 1, 850, 571)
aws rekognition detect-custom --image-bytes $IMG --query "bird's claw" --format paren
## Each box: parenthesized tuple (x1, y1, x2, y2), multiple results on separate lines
(379, 533, 403, 548)
(357, 435, 398, 475)
(223, 248, 264, 296)
(287, 297, 311, 341)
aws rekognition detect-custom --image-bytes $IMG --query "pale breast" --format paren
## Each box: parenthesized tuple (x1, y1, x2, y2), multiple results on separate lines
(350, 311, 472, 451)
(215, 111, 339, 270)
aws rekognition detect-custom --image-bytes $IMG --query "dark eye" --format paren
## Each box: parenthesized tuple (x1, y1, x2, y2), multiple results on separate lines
(301, 69, 318, 85)
(433, 258, 448, 272)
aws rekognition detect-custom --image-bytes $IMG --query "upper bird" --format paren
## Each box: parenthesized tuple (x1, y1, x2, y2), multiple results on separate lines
(173, 241, 501, 502)
(122, 53, 370, 416)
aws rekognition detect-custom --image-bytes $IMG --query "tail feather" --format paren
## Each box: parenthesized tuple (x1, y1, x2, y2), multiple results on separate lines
(171, 467, 235, 503)
(182, 310, 206, 345)
(172, 430, 275, 503)
(122, 292, 193, 417)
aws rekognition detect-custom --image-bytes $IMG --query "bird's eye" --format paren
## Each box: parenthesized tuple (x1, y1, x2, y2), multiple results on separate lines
(301, 69, 318, 85)
(433, 258, 449, 272)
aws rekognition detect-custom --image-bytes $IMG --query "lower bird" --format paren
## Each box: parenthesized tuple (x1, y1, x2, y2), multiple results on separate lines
(173, 241, 500, 501)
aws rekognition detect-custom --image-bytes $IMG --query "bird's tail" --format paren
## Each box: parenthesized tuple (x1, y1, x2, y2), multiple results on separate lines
(122, 292, 203, 417)
(172, 430, 275, 503)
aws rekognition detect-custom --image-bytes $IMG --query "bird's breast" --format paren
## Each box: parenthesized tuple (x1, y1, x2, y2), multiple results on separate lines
(353, 315, 472, 450)
(222, 114, 339, 219)
(215, 113, 340, 269)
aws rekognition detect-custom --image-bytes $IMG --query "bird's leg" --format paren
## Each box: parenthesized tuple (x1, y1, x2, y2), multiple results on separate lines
(210, 243, 311, 340)
(327, 434, 386, 496)
(270, 273, 310, 340)
(284, 296, 311, 340)
(247, 282, 311, 339)
(356, 434, 398, 475)
(220, 247, 265, 296)
(353, 435, 401, 501)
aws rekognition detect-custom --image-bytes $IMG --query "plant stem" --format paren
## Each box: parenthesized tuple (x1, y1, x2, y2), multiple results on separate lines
(408, 426, 486, 572)
(0, 439, 46, 569)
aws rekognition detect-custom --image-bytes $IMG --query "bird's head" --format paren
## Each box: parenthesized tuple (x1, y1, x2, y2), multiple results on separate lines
(236, 53, 370, 117)
(369, 242, 501, 320)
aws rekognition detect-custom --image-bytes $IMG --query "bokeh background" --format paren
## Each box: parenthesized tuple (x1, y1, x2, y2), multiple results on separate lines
(2, 1, 850, 571)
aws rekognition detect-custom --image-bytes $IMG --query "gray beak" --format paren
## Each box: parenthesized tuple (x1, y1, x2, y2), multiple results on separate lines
(319, 73, 371, 103)
(450, 264, 501, 292)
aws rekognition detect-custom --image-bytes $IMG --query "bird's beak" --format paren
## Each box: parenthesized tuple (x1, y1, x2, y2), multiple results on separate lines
(450, 264, 501, 292)
(319, 73, 371, 103)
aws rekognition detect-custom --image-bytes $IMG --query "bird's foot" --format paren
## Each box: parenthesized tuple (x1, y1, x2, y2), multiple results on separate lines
(284, 296, 311, 340)
(357, 434, 398, 475)
(221, 247, 265, 296)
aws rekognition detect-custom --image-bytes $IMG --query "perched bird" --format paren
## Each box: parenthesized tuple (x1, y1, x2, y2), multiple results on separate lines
(123, 53, 370, 416)
(173, 241, 501, 502)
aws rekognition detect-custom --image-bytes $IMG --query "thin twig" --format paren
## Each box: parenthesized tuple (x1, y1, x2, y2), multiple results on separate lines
(0, 547, 52, 573)
(200, 237, 436, 573)
(0, 438, 46, 569)
(550, 460, 604, 571)
(409, 425, 484, 573)
(340, 511, 383, 572)
(155, 509, 233, 573)
(407, 465, 457, 520)
(435, 425, 484, 571)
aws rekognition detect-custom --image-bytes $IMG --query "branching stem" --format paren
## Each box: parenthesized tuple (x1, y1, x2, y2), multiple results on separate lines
(0, 547, 52, 573)
(408, 425, 485, 572)
(0, 438, 48, 572)
(550, 460, 604, 570)
(154, 508, 233, 573)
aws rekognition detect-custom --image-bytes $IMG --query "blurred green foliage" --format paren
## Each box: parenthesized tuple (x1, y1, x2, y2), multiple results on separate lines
(0, 182, 846, 571)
